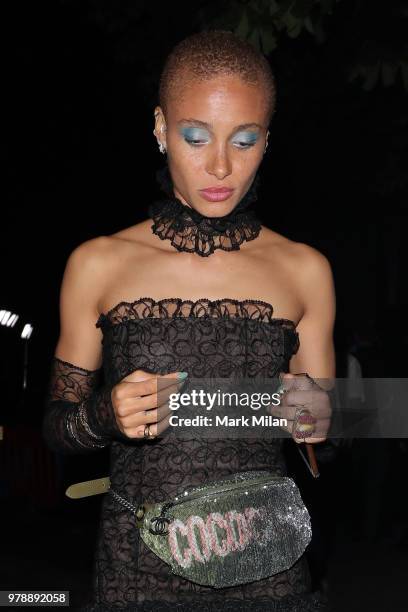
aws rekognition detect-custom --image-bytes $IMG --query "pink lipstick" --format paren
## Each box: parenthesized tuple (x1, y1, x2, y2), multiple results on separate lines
(198, 187, 235, 202)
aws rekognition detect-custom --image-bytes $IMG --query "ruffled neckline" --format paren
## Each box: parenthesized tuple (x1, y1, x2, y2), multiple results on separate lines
(148, 165, 262, 257)
(95, 297, 298, 330)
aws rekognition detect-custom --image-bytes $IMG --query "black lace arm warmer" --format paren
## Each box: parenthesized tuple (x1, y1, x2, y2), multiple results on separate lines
(42, 357, 127, 455)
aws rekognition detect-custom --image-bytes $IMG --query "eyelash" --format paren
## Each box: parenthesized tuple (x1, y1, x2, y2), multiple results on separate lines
(184, 138, 256, 149)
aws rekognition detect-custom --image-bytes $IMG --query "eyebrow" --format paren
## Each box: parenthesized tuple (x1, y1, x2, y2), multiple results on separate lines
(178, 119, 263, 133)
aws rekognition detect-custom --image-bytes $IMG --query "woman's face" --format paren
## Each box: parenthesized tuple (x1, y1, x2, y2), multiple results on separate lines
(154, 74, 270, 217)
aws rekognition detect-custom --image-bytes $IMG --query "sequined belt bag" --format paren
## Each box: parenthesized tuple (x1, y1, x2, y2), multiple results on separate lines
(108, 470, 312, 588)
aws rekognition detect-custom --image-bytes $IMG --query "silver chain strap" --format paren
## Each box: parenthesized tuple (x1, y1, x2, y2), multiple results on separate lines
(109, 487, 139, 515)
(109, 487, 173, 535)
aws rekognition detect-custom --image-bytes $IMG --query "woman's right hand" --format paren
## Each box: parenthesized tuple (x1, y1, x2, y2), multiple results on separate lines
(110, 369, 188, 439)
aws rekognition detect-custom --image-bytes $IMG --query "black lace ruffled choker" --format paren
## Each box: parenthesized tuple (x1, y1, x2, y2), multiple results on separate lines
(148, 164, 262, 257)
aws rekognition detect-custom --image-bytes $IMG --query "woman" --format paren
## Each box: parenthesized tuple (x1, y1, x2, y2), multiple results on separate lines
(43, 30, 335, 611)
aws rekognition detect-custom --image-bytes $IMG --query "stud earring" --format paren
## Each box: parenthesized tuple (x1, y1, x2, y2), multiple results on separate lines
(153, 120, 167, 154)
(152, 128, 167, 154)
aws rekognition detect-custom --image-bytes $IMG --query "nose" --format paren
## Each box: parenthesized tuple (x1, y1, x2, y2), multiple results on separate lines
(205, 145, 232, 181)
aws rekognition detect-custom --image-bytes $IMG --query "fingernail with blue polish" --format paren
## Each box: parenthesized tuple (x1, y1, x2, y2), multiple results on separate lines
(178, 371, 188, 380)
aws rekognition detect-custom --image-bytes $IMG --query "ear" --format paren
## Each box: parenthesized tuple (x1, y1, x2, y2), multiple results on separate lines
(264, 130, 270, 154)
(153, 106, 167, 149)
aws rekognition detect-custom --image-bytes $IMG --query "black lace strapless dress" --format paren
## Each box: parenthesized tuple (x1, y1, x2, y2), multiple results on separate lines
(82, 298, 329, 611)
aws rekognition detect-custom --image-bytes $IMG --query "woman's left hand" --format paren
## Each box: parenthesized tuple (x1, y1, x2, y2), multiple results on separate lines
(269, 372, 332, 444)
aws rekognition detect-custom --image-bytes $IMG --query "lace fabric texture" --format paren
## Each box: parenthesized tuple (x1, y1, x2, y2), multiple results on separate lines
(80, 591, 331, 611)
(42, 357, 128, 455)
(45, 297, 329, 610)
(148, 199, 262, 257)
(95, 298, 299, 382)
(149, 167, 262, 257)
(86, 297, 330, 610)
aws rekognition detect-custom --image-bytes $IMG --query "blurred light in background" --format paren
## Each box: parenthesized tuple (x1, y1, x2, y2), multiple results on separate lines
(21, 324, 33, 339)
(0, 310, 19, 327)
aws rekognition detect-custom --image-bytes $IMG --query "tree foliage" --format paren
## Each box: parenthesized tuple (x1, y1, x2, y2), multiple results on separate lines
(199, 0, 408, 92)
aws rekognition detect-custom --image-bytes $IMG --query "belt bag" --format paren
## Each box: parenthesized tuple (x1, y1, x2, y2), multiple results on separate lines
(129, 470, 311, 588)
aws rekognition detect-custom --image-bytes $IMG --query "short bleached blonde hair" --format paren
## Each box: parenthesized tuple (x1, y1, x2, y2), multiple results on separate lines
(159, 30, 277, 125)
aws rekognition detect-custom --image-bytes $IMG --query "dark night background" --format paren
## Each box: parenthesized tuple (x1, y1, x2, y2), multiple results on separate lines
(1, 1, 408, 610)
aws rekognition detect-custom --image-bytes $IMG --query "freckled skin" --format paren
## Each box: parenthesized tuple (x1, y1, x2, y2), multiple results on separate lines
(154, 75, 270, 218)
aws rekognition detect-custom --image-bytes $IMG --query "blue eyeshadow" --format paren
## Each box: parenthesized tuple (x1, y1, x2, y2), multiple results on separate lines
(180, 127, 209, 140)
(233, 131, 259, 144)
(179, 126, 259, 146)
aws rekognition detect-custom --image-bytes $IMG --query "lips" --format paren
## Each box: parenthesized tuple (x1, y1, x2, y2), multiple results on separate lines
(199, 188, 235, 202)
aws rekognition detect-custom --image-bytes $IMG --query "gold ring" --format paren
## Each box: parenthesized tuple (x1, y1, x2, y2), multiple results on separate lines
(144, 424, 155, 439)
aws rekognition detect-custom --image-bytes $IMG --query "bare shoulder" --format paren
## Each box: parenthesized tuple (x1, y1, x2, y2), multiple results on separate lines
(68, 219, 151, 270)
(285, 240, 336, 317)
(258, 225, 332, 277)
(109, 218, 153, 247)
(67, 235, 116, 275)
(287, 240, 332, 276)
(63, 234, 129, 303)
